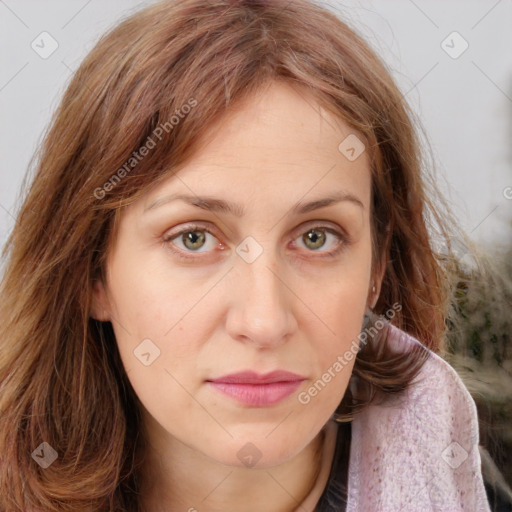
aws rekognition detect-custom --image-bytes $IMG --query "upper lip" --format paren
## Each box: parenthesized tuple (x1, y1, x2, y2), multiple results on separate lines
(207, 370, 306, 384)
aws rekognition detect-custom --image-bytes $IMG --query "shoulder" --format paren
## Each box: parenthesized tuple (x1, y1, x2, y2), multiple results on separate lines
(345, 323, 491, 512)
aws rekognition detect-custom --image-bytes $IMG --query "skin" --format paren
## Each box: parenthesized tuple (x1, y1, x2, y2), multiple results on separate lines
(91, 80, 384, 512)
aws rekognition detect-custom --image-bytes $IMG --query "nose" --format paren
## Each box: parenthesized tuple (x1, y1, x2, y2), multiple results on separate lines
(225, 251, 298, 349)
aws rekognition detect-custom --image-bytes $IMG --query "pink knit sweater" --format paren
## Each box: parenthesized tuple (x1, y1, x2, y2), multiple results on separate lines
(294, 323, 491, 511)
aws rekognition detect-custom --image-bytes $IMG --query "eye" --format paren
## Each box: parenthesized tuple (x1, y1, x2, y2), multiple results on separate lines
(163, 222, 348, 261)
(175, 230, 208, 251)
(163, 224, 224, 258)
(292, 225, 346, 256)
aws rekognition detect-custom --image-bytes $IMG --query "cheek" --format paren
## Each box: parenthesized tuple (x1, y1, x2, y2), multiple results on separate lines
(293, 294, 367, 430)
(307, 289, 366, 392)
(298, 246, 372, 396)
(106, 239, 208, 340)
(303, 243, 372, 340)
(104, 249, 211, 404)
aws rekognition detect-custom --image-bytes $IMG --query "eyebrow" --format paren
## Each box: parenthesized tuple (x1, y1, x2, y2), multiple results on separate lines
(143, 191, 364, 216)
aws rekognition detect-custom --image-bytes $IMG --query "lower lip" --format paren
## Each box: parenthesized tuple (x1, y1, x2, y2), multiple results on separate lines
(207, 380, 303, 406)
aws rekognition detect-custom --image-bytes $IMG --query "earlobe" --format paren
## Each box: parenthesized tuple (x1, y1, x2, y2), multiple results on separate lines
(369, 250, 387, 309)
(369, 285, 378, 309)
(90, 279, 111, 322)
(370, 269, 385, 309)
(369, 285, 379, 309)
(370, 227, 391, 308)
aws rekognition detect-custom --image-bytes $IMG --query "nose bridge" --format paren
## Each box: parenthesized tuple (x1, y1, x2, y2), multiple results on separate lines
(226, 242, 296, 346)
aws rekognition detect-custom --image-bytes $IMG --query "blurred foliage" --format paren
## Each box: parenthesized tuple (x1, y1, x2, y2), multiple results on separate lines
(445, 250, 511, 364)
(442, 240, 512, 509)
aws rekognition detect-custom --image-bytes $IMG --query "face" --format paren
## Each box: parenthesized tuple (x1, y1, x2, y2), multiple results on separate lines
(92, 80, 382, 469)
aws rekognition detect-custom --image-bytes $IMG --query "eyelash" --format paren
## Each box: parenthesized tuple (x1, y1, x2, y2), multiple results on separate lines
(162, 222, 349, 262)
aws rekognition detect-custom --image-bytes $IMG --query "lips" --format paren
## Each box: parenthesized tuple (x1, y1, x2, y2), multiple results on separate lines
(209, 370, 305, 384)
(206, 370, 306, 407)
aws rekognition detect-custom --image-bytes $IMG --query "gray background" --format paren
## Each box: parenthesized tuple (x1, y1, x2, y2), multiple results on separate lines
(1, 0, 511, 260)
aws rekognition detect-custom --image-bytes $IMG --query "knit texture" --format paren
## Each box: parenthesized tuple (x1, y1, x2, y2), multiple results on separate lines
(345, 323, 491, 511)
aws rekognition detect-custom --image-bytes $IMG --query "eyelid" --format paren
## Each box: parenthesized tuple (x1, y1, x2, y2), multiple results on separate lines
(289, 223, 348, 256)
(291, 219, 347, 239)
(163, 223, 221, 246)
(162, 223, 225, 259)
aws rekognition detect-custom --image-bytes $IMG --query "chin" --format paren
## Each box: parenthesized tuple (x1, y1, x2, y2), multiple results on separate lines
(203, 433, 306, 470)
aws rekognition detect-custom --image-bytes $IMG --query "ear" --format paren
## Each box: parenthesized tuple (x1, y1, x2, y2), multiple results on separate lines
(90, 278, 112, 322)
(369, 254, 386, 309)
(368, 228, 390, 309)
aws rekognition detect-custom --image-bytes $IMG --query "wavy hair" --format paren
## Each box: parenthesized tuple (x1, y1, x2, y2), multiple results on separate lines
(0, 0, 457, 510)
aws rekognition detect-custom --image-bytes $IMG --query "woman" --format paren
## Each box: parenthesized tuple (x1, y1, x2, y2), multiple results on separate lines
(0, 0, 491, 510)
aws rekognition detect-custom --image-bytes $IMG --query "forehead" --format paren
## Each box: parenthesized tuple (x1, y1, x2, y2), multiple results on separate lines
(141, 81, 371, 210)
(195, 81, 362, 159)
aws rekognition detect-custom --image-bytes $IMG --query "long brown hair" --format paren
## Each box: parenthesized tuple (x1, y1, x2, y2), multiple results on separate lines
(0, 0, 456, 510)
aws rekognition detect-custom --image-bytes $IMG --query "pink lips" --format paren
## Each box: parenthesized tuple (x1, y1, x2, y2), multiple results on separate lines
(207, 370, 305, 407)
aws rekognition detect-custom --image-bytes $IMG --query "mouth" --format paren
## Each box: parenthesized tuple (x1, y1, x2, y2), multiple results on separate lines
(206, 370, 306, 407)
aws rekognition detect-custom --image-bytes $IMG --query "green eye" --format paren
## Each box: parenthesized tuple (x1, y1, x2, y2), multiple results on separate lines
(164, 224, 221, 259)
(164, 222, 347, 262)
(302, 229, 327, 250)
(181, 230, 207, 251)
